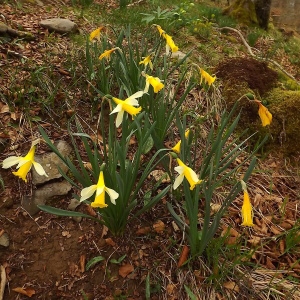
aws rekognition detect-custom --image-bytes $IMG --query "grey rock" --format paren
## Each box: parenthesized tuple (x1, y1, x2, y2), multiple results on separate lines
(22, 180, 72, 215)
(68, 199, 82, 222)
(0, 22, 8, 34)
(39, 18, 78, 34)
(0, 232, 9, 247)
(32, 140, 72, 185)
(171, 50, 189, 61)
(68, 198, 81, 211)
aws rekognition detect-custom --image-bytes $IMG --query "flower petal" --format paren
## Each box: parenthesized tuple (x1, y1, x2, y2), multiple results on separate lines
(115, 110, 125, 127)
(126, 91, 144, 104)
(110, 103, 122, 115)
(2, 156, 22, 168)
(33, 162, 48, 177)
(173, 173, 184, 190)
(105, 187, 119, 205)
(80, 185, 97, 202)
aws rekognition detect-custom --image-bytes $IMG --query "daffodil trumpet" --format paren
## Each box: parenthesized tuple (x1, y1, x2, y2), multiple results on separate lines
(254, 100, 272, 127)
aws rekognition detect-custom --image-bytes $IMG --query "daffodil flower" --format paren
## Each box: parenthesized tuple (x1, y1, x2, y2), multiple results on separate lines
(155, 24, 166, 36)
(99, 47, 119, 61)
(2, 140, 48, 183)
(139, 55, 153, 70)
(172, 129, 190, 154)
(110, 91, 144, 127)
(240, 180, 254, 227)
(199, 68, 216, 87)
(164, 33, 179, 54)
(255, 100, 272, 126)
(89, 26, 104, 42)
(143, 73, 164, 93)
(173, 158, 202, 190)
(80, 171, 119, 208)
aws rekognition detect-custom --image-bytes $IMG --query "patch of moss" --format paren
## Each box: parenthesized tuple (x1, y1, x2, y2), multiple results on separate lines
(264, 88, 300, 156)
(223, 0, 258, 27)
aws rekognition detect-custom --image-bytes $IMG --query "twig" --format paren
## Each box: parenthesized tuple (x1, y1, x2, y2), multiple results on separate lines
(220, 27, 300, 85)
(127, 0, 145, 7)
(0, 265, 6, 300)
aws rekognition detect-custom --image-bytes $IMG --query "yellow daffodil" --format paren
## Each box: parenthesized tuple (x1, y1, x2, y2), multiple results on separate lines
(2, 140, 48, 183)
(110, 91, 144, 127)
(139, 55, 153, 70)
(172, 130, 190, 154)
(80, 171, 119, 208)
(241, 190, 254, 227)
(255, 100, 272, 127)
(143, 73, 164, 93)
(155, 24, 166, 36)
(199, 68, 216, 87)
(173, 158, 202, 190)
(89, 26, 104, 42)
(240, 180, 254, 227)
(164, 33, 179, 54)
(99, 47, 119, 61)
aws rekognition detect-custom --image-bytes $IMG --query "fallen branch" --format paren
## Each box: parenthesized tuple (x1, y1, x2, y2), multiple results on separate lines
(0, 265, 6, 300)
(220, 27, 300, 85)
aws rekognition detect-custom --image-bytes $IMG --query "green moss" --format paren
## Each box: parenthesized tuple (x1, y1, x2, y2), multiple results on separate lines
(223, 0, 258, 27)
(264, 88, 300, 155)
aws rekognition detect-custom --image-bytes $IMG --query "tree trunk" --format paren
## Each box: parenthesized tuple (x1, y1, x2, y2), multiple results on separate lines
(254, 0, 272, 29)
(223, 0, 272, 29)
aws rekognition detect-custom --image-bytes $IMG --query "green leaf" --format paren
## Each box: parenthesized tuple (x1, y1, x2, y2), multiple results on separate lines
(184, 285, 197, 300)
(110, 254, 126, 264)
(142, 134, 154, 154)
(145, 273, 151, 300)
(38, 205, 101, 223)
(86, 256, 105, 271)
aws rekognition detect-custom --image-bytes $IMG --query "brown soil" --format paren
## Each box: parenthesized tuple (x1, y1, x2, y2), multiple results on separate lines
(216, 57, 278, 96)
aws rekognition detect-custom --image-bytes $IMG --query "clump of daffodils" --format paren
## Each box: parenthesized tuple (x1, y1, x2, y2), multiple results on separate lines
(2, 139, 48, 183)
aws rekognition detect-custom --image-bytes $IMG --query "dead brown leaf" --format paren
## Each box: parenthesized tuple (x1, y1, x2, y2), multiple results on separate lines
(85, 205, 97, 217)
(136, 227, 151, 236)
(153, 220, 165, 233)
(223, 281, 240, 292)
(80, 254, 86, 273)
(177, 245, 189, 268)
(105, 238, 116, 247)
(101, 225, 109, 238)
(12, 287, 36, 297)
(119, 264, 134, 278)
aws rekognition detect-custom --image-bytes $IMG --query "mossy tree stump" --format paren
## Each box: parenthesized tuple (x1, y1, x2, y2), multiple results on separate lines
(223, 0, 272, 29)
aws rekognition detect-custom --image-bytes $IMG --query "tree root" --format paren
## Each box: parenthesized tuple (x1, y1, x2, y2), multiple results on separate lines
(0, 265, 6, 300)
(220, 26, 300, 85)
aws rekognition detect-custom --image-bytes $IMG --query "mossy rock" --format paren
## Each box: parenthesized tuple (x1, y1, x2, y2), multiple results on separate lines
(265, 88, 300, 156)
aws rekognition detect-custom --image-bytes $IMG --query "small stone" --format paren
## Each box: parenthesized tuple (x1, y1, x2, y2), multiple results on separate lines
(22, 180, 72, 215)
(68, 198, 81, 211)
(40, 18, 78, 34)
(32, 140, 72, 185)
(0, 232, 9, 247)
(0, 22, 8, 34)
(171, 50, 189, 61)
